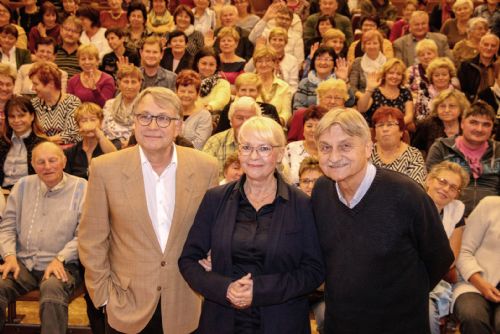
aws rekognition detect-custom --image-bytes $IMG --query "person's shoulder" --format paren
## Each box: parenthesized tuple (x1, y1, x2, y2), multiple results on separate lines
(393, 34, 410, 45)
(428, 32, 449, 42)
(92, 145, 137, 168)
(305, 12, 319, 22)
(177, 145, 218, 167)
(375, 167, 423, 193)
(334, 13, 350, 23)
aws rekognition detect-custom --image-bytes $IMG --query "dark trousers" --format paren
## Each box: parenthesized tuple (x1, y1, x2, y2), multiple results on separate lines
(454, 292, 500, 334)
(105, 300, 163, 334)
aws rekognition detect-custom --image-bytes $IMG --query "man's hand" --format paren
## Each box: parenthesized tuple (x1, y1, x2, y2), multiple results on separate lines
(43, 258, 68, 282)
(0, 255, 20, 280)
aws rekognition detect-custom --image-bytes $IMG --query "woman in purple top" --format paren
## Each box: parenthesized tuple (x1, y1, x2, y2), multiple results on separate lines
(67, 44, 116, 108)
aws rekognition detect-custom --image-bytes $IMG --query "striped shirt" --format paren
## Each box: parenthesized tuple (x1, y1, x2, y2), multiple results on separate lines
(55, 46, 81, 79)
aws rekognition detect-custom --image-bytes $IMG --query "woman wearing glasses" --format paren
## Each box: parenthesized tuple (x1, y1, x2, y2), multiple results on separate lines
(370, 106, 427, 186)
(425, 161, 469, 334)
(179, 116, 324, 334)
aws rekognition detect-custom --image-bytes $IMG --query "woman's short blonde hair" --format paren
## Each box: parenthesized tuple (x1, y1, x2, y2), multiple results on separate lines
(316, 78, 349, 101)
(0, 63, 16, 83)
(467, 17, 489, 34)
(218, 26, 240, 43)
(220, 4, 238, 16)
(238, 115, 286, 147)
(361, 30, 383, 49)
(228, 96, 262, 120)
(430, 89, 470, 117)
(315, 108, 371, 142)
(252, 45, 277, 63)
(74, 102, 104, 122)
(322, 28, 345, 42)
(268, 27, 288, 43)
(426, 161, 470, 191)
(117, 64, 143, 81)
(77, 43, 99, 60)
(235, 73, 262, 92)
(452, 0, 473, 12)
(426, 57, 457, 83)
(415, 39, 438, 56)
(380, 58, 407, 85)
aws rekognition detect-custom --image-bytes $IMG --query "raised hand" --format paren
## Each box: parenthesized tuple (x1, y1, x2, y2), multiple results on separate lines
(309, 42, 320, 59)
(366, 71, 382, 90)
(204, 29, 215, 48)
(116, 56, 130, 71)
(334, 57, 349, 82)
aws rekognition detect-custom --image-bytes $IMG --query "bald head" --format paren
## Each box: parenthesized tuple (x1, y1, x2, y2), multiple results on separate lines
(32, 141, 67, 189)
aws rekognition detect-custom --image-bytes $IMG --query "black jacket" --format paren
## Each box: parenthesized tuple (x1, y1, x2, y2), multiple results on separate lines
(159, 48, 193, 74)
(458, 54, 496, 102)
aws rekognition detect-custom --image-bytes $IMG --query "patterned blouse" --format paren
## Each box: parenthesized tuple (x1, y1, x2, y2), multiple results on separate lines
(366, 87, 413, 127)
(31, 94, 81, 144)
(371, 144, 427, 186)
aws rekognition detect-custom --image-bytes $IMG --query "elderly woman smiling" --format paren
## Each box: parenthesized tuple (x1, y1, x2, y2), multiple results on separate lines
(371, 106, 427, 186)
(180, 116, 324, 333)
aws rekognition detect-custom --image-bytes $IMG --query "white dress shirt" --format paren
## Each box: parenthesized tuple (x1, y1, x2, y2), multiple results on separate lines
(140, 145, 177, 252)
(335, 163, 376, 208)
(1, 47, 17, 70)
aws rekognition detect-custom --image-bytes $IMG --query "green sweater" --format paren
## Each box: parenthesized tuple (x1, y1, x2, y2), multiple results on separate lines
(303, 12, 354, 46)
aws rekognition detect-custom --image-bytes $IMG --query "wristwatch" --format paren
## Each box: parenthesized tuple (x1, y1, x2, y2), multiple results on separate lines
(56, 254, 65, 264)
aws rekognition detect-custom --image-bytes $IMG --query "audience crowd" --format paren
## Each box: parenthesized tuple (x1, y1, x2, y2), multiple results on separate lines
(0, 0, 499, 333)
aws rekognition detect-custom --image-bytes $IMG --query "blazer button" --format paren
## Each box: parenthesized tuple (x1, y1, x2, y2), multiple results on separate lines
(161, 261, 166, 266)
(157, 286, 161, 291)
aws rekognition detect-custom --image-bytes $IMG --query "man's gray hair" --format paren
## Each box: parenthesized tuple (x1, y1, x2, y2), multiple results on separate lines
(315, 108, 371, 142)
(228, 96, 262, 120)
(133, 87, 183, 118)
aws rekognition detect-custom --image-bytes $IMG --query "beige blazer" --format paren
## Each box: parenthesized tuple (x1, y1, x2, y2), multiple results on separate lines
(78, 145, 219, 333)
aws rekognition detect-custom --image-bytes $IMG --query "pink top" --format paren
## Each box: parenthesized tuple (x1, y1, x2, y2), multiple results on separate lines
(67, 72, 116, 108)
(389, 19, 408, 42)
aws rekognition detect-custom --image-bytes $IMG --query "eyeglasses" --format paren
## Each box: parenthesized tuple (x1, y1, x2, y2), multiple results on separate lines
(135, 114, 179, 128)
(238, 144, 279, 157)
(316, 57, 334, 62)
(374, 121, 399, 128)
(435, 177, 461, 194)
(62, 26, 81, 34)
(299, 178, 318, 185)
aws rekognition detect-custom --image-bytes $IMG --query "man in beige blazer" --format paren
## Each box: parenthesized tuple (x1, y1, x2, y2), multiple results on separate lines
(78, 87, 219, 333)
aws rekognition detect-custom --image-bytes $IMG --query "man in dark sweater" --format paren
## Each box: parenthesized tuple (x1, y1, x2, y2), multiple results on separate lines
(311, 108, 454, 334)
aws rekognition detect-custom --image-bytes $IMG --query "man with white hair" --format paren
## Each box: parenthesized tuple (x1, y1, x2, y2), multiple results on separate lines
(203, 96, 262, 177)
(393, 11, 453, 66)
(311, 108, 453, 333)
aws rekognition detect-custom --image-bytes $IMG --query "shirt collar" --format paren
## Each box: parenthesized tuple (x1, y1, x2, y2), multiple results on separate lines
(139, 144, 178, 174)
(11, 129, 32, 140)
(237, 171, 289, 201)
(39, 173, 68, 194)
(335, 163, 376, 208)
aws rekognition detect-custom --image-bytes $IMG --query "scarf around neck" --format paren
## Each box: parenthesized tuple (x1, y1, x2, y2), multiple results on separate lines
(455, 135, 488, 179)
(361, 52, 386, 74)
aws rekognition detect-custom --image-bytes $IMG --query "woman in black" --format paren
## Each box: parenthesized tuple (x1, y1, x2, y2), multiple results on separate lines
(179, 116, 324, 334)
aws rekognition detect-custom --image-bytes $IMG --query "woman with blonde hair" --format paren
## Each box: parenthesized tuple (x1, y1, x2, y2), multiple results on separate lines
(412, 89, 469, 156)
(180, 115, 324, 333)
(252, 45, 292, 125)
(358, 58, 414, 127)
(426, 57, 460, 98)
(349, 30, 387, 100)
(102, 64, 143, 149)
(217, 27, 246, 85)
(441, 0, 474, 48)
(67, 44, 116, 107)
(452, 17, 489, 64)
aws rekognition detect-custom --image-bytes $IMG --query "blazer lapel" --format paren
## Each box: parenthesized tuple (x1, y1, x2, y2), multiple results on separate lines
(122, 146, 163, 254)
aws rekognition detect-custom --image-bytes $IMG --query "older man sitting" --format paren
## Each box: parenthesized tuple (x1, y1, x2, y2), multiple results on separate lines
(203, 96, 262, 177)
(0, 141, 86, 334)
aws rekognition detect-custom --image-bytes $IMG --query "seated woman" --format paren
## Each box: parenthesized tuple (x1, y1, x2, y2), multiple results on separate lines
(408, 39, 439, 121)
(30, 61, 81, 144)
(441, 0, 474, 48)
(220, 152, 243, 185)
(194, 47, 231, 115)
(102, 65, 142, 149)
(293, 46, 349, 111)
(424, 57, 460, 101)
(453, 17, 489, 64)
(357, 0, 398, 35)
(218, 27, 246, 86)
(453, 196, 500, 334)
(425, 161, 469, 334)
(253, 46, 292, 126)
(124, 1, 152, 50)
(0, 2, 28, 49)
(28, 2, 60, 55)
(15, 37, 68, 96)
(303, 15, 336, 58)
(358, 58, 414, 128)
(349, 30, 387, 100)
(64, 102, 118, 179)
(0, 25, 31, 70)
(298, 156, 323, 197)
(76, 6, 112, 60)
(0, 64, 15, 118)
(370, 106, 427, 186)
(244, 27, 300, 94)
(346, 15, 394, 65)
(302, 28, 346, 80)
(170, 5, 204, 56)
(146, 0, 175, 36)
(68, 44, 116, 108)
(389, 0, 417, 42)
(0, 96, 45, 190)
(161, 30, 193, 74)
(282, 107, 320, 185)
(176, 70, 212, 150)
(288, 79, 345, 142)
(233, 0, 260, 32)
(412, 89, 469, 156)
(179, 116, 324, 334)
